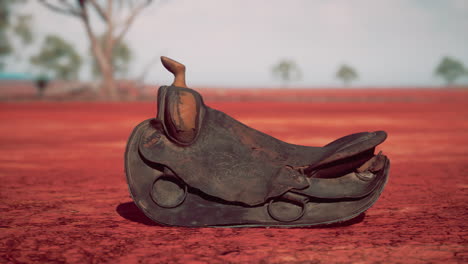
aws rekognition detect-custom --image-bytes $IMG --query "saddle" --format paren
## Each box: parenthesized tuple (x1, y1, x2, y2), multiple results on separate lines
(125, 56, 390, 227)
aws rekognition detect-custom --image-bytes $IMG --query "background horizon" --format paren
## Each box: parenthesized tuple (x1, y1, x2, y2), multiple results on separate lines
(3, 0, 468, 88)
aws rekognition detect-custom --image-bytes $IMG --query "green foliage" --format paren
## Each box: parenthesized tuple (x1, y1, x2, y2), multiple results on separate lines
(13, 15, 33, 45)
(336, 64, 358, 86)
(272, 59, 301, 86)
(0, 31, 12, 68)
(30, 35, 82, 80)
(434, 56, 466, 85)
(0, 0, 32, 70)
(91, 37, 132, 78)
(113, 41, 132, 76)
(0, 1, 14, 69)
(0, 0, 16, 29)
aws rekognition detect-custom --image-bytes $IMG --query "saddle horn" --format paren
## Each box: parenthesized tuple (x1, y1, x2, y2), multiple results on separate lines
(161, 56, 187, 88)
(158, 56, 200, 145)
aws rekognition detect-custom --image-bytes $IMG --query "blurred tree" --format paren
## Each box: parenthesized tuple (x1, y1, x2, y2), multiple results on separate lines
(12, 15, 34, 45)
(434, 56, 466, 85)
(91, 37, 132, 79)
(336, 64, 358, 86)
(39, 0, 155, 100)
(0, 0, 34, 70)
(0, 33, 13, 70)
(30, 35, 82, 80)
(272, 59, 301, 87)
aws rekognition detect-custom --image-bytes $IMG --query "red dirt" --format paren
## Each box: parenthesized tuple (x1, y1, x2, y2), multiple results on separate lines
(1, 89, 467, 263)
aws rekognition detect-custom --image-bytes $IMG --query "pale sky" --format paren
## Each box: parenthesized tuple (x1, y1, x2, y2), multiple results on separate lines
(10, 0, 468, 87)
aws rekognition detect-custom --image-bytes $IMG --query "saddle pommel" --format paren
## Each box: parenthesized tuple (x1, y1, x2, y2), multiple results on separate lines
(161, 56, 187, 88)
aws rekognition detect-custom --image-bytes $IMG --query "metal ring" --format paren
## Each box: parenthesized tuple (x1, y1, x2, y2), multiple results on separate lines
(150, 175, 188, 208)
(267, 198, 306, 222)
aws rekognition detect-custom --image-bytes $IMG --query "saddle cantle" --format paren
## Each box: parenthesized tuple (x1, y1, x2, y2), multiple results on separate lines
(125, 56, 390, 227)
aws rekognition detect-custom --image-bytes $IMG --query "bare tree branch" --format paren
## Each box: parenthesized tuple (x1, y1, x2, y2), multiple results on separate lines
(88, 0, 109, 23)
(38, 0, 81, 17)
(60, 0, 81, 12)
(104, 0, 114, 59)
(114, 1, 152, 44)
(138, 54, 160, 82)
(79, 1, 99, 49)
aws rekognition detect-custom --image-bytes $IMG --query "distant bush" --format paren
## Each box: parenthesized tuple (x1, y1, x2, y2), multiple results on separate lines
(435, 56, 466, 85)
(34, 75, 49, 97)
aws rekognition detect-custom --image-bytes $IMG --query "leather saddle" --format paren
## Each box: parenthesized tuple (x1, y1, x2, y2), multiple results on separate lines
(125, 56, 390, 227)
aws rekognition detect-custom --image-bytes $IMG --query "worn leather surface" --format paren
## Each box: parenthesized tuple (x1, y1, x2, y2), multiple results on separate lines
(139, 86, 387, 206)
(128, 119, 389, 227)
(124, 85, 391, 227)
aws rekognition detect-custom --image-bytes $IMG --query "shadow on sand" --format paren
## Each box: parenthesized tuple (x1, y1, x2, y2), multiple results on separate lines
(116, 201, 366, 228)
(116, 201, 160, 226)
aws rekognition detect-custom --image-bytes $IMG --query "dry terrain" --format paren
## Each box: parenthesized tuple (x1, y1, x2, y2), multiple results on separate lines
(1, 88, 467, 263)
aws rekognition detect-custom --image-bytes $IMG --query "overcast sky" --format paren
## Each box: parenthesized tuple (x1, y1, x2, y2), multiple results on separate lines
(11, 0, 468, 87)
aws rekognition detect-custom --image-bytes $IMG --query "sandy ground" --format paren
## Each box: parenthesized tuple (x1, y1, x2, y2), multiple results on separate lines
(0, 89, 467, 263)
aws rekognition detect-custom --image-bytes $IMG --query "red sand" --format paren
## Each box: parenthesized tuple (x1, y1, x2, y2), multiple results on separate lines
(1, 89, 467, 263)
